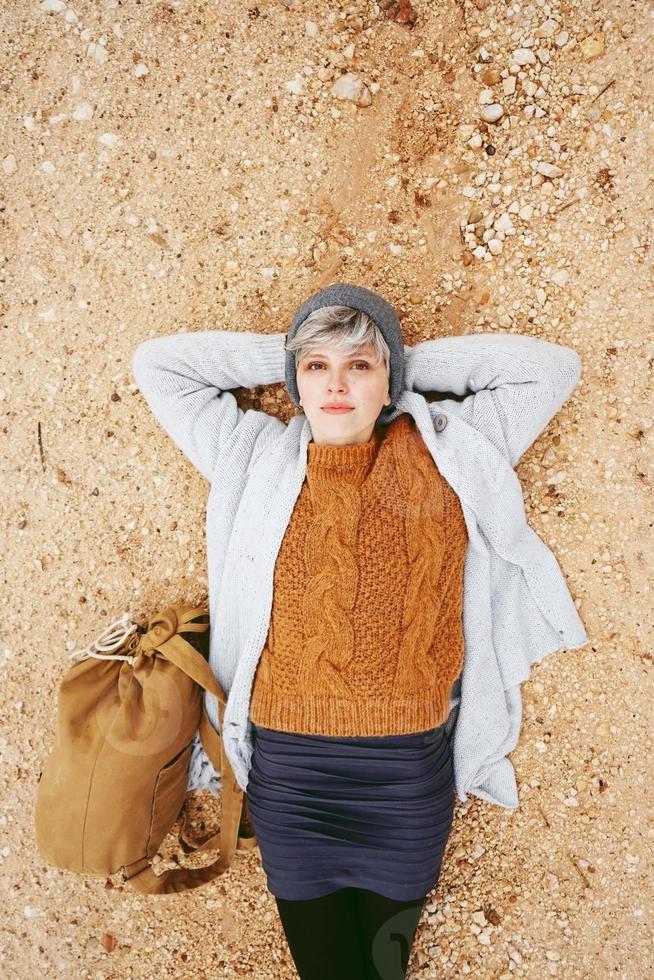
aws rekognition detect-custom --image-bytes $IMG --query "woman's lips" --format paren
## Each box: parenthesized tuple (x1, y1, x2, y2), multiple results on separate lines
(322, 406, 354, 413)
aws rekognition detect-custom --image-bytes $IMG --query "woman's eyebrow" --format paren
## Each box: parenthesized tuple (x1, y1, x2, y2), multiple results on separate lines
(306, 352, 374, 360)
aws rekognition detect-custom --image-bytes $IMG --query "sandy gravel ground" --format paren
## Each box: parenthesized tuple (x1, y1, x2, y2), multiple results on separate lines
(2, 0, 653, 977)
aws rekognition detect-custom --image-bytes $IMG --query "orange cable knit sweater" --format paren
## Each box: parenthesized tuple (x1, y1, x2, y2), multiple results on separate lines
(249, 412, 469, 736)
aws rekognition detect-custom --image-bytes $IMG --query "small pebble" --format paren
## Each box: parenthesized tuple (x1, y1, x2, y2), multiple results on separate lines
(537, 161, 564, 178)
(330, 72, 372, 106)
(581, 34, 605, 60)
(87, 42, 108, 64)
(511, 48, 537, 66)
(495, 213, 514, 233)
(480, 103, 504, 123)
(100, 933, 118, 952)
(72, 101, 94, 121)
(535, 18, 559, 39)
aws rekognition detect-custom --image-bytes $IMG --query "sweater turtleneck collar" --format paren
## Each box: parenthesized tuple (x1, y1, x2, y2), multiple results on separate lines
(306, 423, 385, 483)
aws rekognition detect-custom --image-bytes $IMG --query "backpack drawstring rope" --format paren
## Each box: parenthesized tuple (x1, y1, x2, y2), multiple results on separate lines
(68, 612, 141, 664)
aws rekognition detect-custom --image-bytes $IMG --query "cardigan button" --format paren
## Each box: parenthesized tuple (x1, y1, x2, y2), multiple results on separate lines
(434, 413, 447, 432)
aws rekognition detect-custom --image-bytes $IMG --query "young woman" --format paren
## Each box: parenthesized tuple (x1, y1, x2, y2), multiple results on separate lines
(244, 299, 466, 980)
(132, 282, 588, 979)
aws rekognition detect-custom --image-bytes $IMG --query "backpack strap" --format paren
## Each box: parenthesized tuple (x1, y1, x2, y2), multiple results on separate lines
(123, 606, 256, 894)
(175, 707, 258, 856)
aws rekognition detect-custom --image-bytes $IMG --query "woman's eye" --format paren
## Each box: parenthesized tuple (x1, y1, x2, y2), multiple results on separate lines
(307, 362, 369, 370)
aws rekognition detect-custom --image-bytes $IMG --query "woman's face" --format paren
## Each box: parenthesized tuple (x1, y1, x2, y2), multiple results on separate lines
(296, 341, 391, 446)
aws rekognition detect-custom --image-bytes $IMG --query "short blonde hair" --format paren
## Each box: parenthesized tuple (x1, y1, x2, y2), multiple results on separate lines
(285, 305, 390, 377)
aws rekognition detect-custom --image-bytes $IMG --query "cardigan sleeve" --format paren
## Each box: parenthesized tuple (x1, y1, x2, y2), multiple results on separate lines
(132, 330, 287, 482)
(403, 332, 582, 467)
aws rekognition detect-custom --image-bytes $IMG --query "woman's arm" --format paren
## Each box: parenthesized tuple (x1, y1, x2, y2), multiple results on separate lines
(403, 333, 582, 467)
(132, 330, 287, 482)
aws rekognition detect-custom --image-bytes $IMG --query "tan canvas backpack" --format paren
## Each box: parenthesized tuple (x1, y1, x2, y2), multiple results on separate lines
(34, 603, 258, 894)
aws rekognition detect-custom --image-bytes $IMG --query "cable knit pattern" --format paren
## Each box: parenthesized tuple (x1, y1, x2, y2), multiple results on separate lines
(299, 480, 362, 696)
(249, 414, 468, 736)
(390, 424, 447, 694)
(300, 436, 376, 697)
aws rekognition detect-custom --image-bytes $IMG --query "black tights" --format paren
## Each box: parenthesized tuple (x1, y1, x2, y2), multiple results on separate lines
(275, 886, 427, 980)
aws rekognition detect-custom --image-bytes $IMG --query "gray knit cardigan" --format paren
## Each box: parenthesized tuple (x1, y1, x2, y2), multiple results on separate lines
(132, 329, 588, 809)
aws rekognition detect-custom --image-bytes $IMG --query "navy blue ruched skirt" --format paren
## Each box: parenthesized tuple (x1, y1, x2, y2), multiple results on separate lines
(244, 720, 456, 901)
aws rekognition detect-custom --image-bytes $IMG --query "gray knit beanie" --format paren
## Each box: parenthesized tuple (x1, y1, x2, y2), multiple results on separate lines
(285, 282, 405, 426)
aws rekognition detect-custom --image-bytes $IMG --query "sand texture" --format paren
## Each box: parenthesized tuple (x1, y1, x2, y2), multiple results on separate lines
(2, 0, 653, 977)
